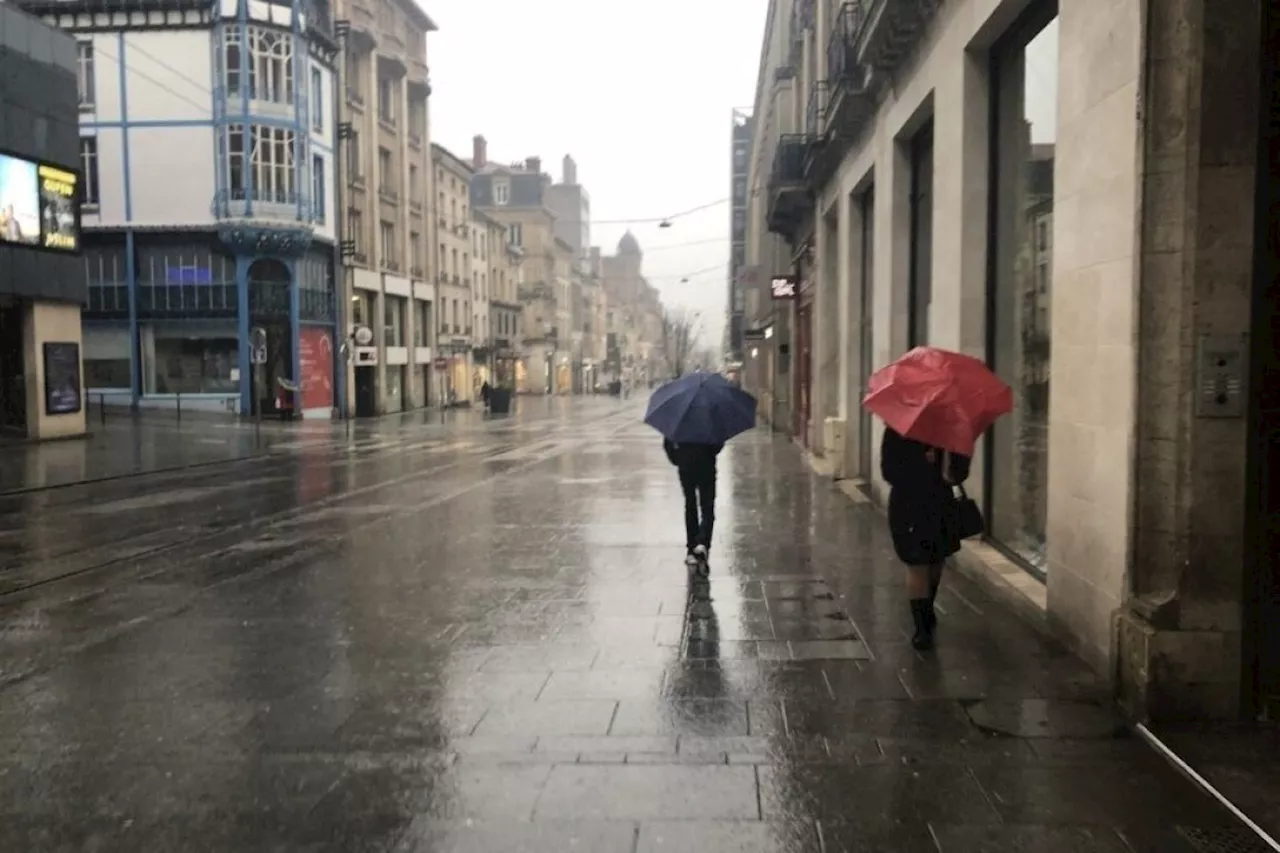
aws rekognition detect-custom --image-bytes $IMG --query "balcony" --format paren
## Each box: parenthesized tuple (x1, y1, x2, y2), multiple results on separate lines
(858, 0, 941, 74)
(766, 134, 811, 242)
(827, 2, 876, 134)
(407, 56, 432, 99)
(379, 186, 399, 205)
(383, 259, 401, 273)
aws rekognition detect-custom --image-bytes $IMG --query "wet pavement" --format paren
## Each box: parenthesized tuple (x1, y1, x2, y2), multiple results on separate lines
(0, 399, 526, 495)
(0, 399, 1259, 851)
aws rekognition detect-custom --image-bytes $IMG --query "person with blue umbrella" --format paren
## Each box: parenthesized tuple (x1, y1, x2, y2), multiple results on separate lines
(644, 371, 758, 574)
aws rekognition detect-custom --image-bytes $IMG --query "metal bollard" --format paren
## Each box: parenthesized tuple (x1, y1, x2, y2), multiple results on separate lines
(99, 393, 106, 425)
(176, 392, 182, 422)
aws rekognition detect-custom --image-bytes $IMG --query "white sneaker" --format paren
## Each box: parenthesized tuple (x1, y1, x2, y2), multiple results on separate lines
(684, 553, 699, 566)
(692, 545, 708, 562)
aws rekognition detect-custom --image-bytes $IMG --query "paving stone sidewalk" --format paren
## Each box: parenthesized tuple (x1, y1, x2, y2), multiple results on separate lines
(0, 412, 1259, 852)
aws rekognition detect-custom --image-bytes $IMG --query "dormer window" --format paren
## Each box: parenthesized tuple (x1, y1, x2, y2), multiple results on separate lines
(494, 180, 510, 206)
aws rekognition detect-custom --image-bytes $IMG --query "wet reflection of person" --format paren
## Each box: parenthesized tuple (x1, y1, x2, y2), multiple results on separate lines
(670, 578, 726, 705)
(880, 427, 971, 651)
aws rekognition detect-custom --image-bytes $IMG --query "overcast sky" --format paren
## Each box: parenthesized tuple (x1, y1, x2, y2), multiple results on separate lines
(425, 0, 766, 354)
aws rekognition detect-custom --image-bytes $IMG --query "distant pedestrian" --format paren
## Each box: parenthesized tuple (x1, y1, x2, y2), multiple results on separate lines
(479, 381, 492, 410)
(663, 438, 722, 570)
(880, 428, 971, 651)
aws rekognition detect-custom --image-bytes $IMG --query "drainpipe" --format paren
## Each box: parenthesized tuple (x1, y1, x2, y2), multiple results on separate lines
(333, 18, 349, 419)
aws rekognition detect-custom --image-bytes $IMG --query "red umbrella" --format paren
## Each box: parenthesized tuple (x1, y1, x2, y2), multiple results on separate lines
(862, 346, 1013, 456)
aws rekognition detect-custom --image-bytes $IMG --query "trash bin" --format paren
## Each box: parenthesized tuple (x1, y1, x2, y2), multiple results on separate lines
(489, 387, 512, 414)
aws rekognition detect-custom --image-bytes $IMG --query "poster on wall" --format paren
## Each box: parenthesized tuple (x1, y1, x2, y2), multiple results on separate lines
(298, 327, 334, 412)
(42, 342, 82, 416)
(38, 163, 80, 252)
(0, 152, 40, 247)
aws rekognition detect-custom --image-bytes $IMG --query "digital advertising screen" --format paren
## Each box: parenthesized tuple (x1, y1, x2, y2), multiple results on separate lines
(0, 150, 81, 254)
(0, 152, 40, 247)
(38, 163, 80, 252)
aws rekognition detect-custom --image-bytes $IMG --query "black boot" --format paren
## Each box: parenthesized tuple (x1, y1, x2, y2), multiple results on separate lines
(910, 599, 935, 650)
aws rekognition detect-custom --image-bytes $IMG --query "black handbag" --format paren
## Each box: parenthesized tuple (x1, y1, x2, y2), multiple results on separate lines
(953, 485, 985, 540)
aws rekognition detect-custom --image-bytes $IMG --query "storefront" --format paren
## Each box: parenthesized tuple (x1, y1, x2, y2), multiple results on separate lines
(985, 8, 1058, 577)
(471, 346, 492, 397)
(555, 358, 572, 395)
(0, 25, 87, 442)
(446, 348, 471, 404)
(494, 344, 518, 390)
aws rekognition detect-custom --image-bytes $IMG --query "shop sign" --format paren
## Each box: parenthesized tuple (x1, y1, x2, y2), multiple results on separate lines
(42, 341, 81, 415)
(0, 150, 81, 253)
(770, 275, 797, 299)
(352, 324, 374, 346)
(433, 357, 448, 369)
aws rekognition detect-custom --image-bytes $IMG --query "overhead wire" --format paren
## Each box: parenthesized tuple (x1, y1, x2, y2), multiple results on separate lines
(90, 46, 741, 268)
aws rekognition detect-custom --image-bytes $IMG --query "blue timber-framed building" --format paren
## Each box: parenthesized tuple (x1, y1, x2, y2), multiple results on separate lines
(21, 0, 344, 418)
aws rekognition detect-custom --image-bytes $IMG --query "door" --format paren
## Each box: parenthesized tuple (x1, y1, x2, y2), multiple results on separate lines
(1245, 4, 1280, 718)
(857, 187, 875, 480)
(0, 300, 26, 433)
(354, 366, 376, 417)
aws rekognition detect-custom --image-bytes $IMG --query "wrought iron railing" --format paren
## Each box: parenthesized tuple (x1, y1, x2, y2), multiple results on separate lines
(770, 134, 809, 188)
(806, 81, 829, 138)
(829, 1, 871, 84)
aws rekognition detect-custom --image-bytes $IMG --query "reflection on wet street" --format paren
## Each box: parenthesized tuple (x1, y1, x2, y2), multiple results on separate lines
(0, 400, 1247, 851)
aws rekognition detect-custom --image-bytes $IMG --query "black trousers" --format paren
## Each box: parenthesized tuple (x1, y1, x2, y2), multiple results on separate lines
(679, 466, 716, 552)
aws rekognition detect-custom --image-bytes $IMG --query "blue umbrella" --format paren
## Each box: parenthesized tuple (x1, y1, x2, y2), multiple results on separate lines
(644, 372, 758, 445)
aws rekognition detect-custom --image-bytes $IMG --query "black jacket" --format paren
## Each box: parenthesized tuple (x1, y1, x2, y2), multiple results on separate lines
(881, 428, 971, 565)
(663, 439, 722, 474)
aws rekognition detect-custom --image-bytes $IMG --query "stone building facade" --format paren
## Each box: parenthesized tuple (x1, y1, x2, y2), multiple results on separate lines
(750, 0, 1280, 720)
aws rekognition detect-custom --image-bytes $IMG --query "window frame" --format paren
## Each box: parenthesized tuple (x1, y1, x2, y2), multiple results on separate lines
(80, 136, 100, 207)
(76, 41, 95, 108)
(981, 0, 1061, 580)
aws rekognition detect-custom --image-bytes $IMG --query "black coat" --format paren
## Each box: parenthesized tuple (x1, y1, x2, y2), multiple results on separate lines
(881, 428, 971, 566)
(663, 439, 722, 475)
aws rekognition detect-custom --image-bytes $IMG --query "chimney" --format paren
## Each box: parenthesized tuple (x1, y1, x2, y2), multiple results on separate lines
(562, 155, 577, 185)
(472, 134, 487, 169)
(525, 156, 541, 174)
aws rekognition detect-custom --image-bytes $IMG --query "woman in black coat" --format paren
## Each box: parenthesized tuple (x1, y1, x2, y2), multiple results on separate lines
(881, 427, 971, 650)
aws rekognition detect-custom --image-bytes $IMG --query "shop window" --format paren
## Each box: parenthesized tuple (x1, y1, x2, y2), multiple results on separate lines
(83, 325, 131, 389)
(988, 11, 1059, 575)
(143, 324, 239, 394)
